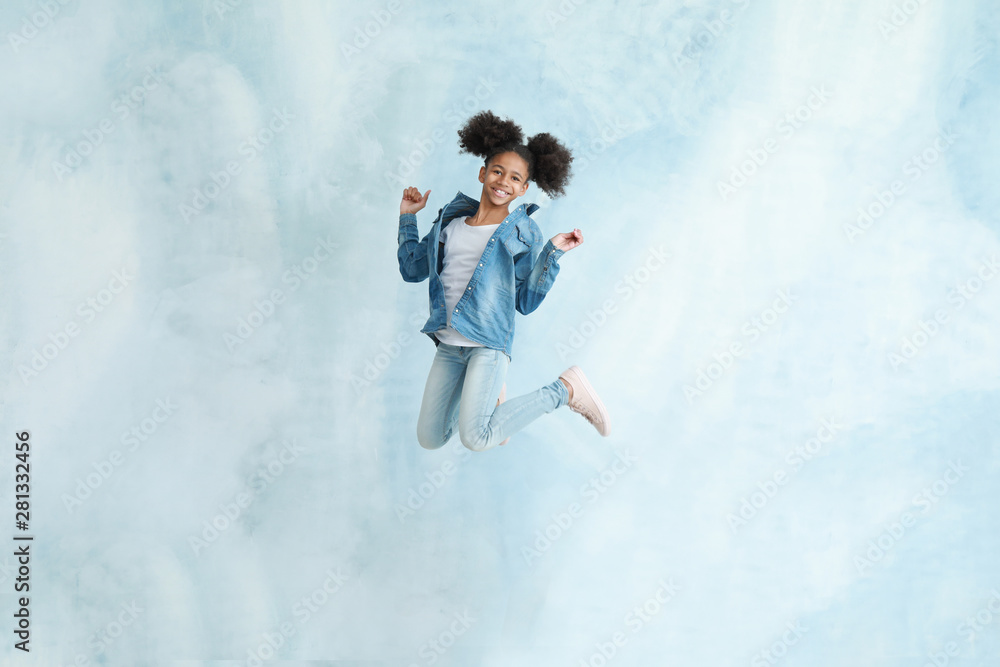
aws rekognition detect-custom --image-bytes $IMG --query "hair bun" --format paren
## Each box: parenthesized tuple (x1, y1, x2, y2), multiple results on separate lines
(526, 132, 574, 198)
(457, 110, 524, 158)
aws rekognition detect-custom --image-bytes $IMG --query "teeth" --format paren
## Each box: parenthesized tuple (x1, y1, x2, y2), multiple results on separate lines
(493, 188, 507, 197)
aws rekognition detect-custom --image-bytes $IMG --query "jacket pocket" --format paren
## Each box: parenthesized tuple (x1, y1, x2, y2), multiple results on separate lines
(501, 225, 531, 257)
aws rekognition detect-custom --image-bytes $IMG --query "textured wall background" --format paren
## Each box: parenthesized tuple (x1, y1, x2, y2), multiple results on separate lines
(1, 0, 999, 665)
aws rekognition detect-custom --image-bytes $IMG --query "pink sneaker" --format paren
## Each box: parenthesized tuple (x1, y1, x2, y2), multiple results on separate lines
(496, 383, 510, 446)
(559, 366, 610, 436)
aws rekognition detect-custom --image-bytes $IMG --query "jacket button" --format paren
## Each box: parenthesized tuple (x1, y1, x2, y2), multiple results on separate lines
(479, 263, 483, 267)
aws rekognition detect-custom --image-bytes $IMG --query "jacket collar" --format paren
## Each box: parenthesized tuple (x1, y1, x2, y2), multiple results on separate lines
(444, 191, 539, 223)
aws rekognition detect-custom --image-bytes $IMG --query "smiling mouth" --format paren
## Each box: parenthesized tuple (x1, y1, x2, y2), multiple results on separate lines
(492, 188, 508, 198)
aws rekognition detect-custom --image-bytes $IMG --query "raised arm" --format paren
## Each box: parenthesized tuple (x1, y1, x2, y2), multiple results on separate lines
(397, 187, 432, 283)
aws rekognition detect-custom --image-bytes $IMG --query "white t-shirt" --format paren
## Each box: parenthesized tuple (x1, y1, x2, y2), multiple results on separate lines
(434, 216, 501, 346)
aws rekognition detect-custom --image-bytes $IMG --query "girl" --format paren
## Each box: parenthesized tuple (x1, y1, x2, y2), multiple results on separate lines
(397, 110, 609, 452)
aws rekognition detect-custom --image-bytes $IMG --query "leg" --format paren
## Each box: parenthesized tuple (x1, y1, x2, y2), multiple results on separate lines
(416, 343, 467, 449)
(559, 377, 573, 401)
(458, 348, 570, 452)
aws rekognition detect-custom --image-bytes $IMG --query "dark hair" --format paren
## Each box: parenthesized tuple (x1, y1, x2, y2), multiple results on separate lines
(457, 110, 574, 198)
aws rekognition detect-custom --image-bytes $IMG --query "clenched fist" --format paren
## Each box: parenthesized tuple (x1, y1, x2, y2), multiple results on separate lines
(400, 187, 431, 215)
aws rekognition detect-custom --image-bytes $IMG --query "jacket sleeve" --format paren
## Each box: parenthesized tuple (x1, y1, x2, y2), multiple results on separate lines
(514, 233, 566, 315)
(397, 212, 432, 283)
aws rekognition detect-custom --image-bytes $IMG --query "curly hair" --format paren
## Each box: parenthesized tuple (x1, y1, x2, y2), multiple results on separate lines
(457, 110, 574, 198)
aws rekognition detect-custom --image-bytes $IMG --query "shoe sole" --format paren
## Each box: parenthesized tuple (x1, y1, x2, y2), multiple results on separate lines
(561, 366, 610, 436)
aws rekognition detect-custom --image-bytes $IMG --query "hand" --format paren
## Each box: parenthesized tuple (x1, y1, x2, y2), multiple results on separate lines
(551, 228, 583, 252)
(401, 187, 430, 215)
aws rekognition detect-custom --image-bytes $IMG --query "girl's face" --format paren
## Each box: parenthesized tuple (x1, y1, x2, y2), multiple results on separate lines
(479, 151, 530, 207)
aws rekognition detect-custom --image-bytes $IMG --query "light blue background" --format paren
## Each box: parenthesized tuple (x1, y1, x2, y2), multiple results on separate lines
(1, 0, 998, 665)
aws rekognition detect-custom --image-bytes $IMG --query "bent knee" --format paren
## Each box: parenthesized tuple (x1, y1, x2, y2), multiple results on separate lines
(416, 427, 447, 450)
(459, 427, 490, 452)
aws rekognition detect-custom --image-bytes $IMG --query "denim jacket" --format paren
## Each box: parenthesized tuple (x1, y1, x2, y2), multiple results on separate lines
(397, 190, 566, 361)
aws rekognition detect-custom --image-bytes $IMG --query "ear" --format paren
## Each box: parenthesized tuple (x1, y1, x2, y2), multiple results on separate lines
(478, 166, 486, 184)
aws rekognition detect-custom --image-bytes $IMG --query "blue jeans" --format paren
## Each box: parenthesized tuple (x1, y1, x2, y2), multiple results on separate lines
(416, 342, 570, 451)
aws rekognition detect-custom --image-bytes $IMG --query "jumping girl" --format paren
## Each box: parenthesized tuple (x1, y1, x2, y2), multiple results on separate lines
(397, 110, 610, 452)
